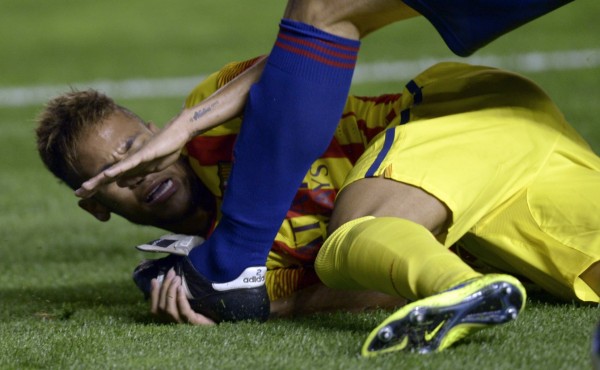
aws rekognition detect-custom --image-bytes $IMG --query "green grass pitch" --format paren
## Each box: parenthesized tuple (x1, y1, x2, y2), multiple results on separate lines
(1, 1, 599, 369)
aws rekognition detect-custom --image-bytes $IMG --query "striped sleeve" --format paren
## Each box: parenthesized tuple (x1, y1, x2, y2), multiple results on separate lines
(184, 56, 265, 108)
(216, 56, 264, 88)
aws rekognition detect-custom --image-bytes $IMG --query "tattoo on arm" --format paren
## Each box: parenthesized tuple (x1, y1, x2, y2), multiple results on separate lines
(189, 100, 219, 123)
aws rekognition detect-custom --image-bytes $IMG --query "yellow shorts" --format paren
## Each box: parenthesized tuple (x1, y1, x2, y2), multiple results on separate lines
(341, 62, 600, 302)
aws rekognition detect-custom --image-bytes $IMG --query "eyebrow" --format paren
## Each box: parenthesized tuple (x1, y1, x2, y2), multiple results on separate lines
(97, 133, 139, 174)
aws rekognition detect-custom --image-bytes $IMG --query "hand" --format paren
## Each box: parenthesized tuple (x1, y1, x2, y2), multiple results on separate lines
(75, 56, 268, 199)
(150, 268, 215, 325)
(75, 118, 189, 198)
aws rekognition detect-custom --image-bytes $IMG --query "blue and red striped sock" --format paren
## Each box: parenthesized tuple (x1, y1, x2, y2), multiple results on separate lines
(189, 19, 360, 282)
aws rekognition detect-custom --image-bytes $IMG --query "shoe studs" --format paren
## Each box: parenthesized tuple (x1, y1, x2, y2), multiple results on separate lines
(409, 308, 426, 324)
(501, 283, 513, 295)
(506, 306, 518, 320)
(377, 326, 395, 343)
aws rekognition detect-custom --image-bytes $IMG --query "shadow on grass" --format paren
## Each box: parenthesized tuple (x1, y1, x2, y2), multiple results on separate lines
(0, 279, 154, 323)
(280, 287, 596, 339)
(1, 279, 590, 333)
(524, 285, 598, 307)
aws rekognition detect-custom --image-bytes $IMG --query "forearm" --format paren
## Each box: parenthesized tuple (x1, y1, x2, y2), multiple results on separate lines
(171, 55, 267, 140)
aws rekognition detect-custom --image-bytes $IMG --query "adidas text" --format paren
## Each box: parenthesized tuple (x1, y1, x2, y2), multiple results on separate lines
(243, 276, 265, 284)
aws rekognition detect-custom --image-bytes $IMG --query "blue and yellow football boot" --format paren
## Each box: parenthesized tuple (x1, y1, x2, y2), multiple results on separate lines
(362, 274, 526, 356)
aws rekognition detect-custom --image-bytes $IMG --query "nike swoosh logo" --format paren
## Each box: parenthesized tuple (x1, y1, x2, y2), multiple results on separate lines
(424, 321, 445, 342)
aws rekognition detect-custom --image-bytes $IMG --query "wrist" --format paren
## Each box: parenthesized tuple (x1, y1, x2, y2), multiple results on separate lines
(168, 109, 195, 141)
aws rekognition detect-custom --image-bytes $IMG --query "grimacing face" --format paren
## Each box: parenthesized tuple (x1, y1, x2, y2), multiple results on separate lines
(74, 111, 210, 232)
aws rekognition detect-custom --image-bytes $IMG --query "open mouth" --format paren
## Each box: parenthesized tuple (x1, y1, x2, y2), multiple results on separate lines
(146, 179, 175, 204)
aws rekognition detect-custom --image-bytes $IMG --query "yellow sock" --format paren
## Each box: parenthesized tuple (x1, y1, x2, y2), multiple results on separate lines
(316, 216, 481, 300)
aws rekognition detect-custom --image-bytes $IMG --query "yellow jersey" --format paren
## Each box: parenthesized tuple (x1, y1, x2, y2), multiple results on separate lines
(182, 57, 403, 300)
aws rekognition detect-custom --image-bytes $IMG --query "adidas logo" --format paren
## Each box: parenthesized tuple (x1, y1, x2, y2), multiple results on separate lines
(212, 266, 267, 291)
(243, 275, 266, 284)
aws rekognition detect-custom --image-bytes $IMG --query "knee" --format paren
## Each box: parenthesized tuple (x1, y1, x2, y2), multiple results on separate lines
(284, 0, 335, 27)
(283, 0, 360, 39)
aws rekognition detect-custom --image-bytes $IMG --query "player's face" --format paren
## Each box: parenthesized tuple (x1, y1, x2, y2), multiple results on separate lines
(74, 111, 205, 229)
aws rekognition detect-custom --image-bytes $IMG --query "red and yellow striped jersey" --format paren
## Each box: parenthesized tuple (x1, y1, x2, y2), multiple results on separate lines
(182, 57, 403, 300)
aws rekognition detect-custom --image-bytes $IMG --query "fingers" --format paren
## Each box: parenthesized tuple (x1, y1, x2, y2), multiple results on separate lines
(75, 155, 172, 199)
(150, 278, 160, 314)
(176, 286, 215, 326)
(157, 269, 181, 322)
(75, 128, 186, 198)
(75, 153, 146, 198)
(116, 175, 146, 189)
(150, 269, 179, 321)
(103, 154, 143, 179)
(75, 172, 114, 198)
(164, 276, 183, 323)
(149, 269, 214, 325)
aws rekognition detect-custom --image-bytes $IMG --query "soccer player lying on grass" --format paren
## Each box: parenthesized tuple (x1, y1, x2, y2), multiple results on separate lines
(37, 57, 600, 356)
(74, 0, 576, 333)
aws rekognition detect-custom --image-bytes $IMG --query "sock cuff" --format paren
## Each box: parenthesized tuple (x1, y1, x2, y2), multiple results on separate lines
(268, 18, 361, 85)
(280, 18, 361, 49)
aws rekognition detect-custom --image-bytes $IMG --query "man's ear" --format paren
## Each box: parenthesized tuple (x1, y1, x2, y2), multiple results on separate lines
(78, 198, 111, 222)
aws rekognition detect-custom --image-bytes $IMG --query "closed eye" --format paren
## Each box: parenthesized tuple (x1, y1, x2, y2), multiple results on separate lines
(96, 134, 140, 174)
